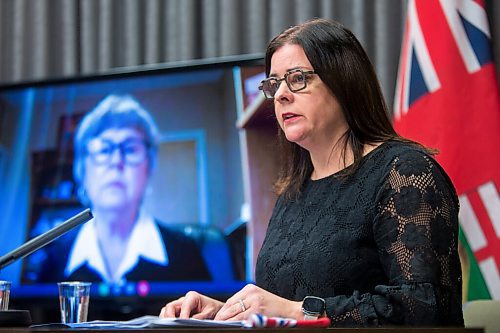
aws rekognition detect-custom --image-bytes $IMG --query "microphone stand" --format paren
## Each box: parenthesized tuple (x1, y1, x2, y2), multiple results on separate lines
(0, 208, 93, 326)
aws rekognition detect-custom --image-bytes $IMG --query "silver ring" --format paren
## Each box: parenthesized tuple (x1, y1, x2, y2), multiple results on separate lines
(238, 299, 246, 312)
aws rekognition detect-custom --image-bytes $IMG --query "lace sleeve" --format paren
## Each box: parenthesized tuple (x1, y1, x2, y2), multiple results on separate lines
(326, 151, 463, 327)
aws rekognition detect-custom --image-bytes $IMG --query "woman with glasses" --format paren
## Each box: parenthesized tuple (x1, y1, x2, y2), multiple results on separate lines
(160, 18, 463, 327)
(36, 94, 211, 284)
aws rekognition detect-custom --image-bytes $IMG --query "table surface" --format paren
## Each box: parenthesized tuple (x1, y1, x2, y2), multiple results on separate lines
(0, 326, 485, 333)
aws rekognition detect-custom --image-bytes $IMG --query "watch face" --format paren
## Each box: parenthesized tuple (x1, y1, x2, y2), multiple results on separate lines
(303, 296, 325, 314)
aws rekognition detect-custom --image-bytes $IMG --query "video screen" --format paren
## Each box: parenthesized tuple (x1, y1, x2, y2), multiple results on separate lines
(0, 57, 266, 300)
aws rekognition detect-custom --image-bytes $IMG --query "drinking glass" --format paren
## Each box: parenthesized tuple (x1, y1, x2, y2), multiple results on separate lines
(58, 281, 91, 324)
(0, 281, 11, 311)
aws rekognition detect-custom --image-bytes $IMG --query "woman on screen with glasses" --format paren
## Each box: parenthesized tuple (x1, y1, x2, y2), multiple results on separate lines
(35, 94, 211, 284)
(160, 18, 463, 327)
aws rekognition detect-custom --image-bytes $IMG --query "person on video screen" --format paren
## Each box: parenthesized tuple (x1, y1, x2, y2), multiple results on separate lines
(34, 94, 211, 283)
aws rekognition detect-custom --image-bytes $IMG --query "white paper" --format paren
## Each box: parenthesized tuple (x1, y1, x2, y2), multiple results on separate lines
(65, 315, 245, 329)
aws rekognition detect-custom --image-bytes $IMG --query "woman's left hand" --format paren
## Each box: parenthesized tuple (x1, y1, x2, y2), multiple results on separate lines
(214, 284, 302, 321)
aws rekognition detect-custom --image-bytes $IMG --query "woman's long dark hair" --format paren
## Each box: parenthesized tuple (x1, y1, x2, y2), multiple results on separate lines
(266, 18, 430, 198)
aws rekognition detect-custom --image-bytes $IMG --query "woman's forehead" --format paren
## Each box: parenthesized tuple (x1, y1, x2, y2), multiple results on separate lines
(94, 127, 145, 141)
(269, 44, 311, 76)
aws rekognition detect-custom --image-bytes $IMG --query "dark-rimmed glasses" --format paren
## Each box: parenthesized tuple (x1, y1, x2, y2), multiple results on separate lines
(258, 69, 317, 99)
(86, 138, 149, 166)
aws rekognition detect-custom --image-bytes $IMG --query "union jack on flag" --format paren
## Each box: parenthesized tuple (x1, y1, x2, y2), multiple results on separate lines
(394, 0, 500, 300)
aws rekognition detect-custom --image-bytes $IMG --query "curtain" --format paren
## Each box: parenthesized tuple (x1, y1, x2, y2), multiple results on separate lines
(0, 0, 499, 107)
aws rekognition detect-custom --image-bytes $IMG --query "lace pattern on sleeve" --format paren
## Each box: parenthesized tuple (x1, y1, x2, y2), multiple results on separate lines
(369, 153, 462, 326)
(379, 155, 457, 283)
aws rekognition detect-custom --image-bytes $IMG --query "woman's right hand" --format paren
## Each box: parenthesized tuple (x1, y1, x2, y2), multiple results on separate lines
(159, 291, 224, 319)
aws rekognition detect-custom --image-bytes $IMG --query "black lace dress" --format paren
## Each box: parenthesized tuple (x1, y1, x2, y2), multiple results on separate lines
(255, 140, 463, 327)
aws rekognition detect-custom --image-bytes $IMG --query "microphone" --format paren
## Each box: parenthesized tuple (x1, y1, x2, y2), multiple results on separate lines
(0, 208, 93, 269)
(0, 208, 93, 326)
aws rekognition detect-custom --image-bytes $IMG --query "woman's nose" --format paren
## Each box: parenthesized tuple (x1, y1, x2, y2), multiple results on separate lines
(274, 81, 293, 103)
(109, 148, 125, 166)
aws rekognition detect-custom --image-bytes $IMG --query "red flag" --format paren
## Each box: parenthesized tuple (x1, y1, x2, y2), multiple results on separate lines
(393, 0, 500, 300)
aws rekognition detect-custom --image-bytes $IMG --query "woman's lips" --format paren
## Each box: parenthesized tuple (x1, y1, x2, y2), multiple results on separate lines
(104, 181, 125, 189)
(282, 112, 301, 124)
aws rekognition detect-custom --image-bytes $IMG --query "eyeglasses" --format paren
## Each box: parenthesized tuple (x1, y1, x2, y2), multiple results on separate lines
(86, 138, 149, 166)
(258, 69, 317, 99)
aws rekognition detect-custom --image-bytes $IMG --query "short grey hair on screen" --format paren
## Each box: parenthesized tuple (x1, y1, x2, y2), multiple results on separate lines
(73, 94, 160, 205)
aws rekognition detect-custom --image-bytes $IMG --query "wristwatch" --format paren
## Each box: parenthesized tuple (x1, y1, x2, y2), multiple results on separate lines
(301, 296, 326, 320)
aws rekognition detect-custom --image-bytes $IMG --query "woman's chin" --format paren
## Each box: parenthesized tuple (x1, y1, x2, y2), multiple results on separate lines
(95, 199, 130, 211)
(284, 131, 307, 145)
